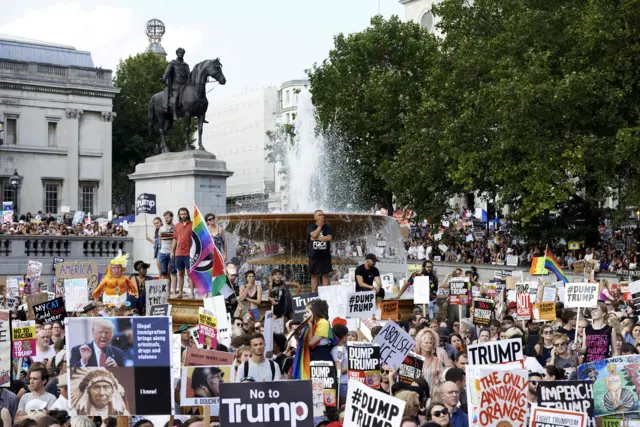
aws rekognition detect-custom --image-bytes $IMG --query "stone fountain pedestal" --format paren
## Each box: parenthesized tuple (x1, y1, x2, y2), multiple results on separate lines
(128, 150, 233, 275)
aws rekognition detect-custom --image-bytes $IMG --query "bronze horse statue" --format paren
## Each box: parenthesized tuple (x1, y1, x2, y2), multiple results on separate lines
(148, 58, 226, 153)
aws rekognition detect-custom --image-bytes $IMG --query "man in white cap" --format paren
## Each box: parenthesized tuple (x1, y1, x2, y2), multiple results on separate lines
(49, 374, 76, 415)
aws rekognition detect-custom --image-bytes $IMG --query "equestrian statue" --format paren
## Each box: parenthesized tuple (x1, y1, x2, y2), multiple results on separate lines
(148, 47, 226, 153)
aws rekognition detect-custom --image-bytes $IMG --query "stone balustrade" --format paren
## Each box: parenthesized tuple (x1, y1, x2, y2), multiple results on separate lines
(0, 59, 114, 88)
(0, 235, 133, 282)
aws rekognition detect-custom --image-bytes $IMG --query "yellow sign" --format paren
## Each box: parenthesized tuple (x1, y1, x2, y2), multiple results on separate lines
(198, 307, 217, 329)
(378, 301, 399, 321)
(568, 242, 581, 250)
(534, 302, 556, 322)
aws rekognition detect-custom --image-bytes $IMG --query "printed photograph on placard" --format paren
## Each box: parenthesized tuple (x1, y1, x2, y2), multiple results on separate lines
(67, 318, 134, 368)
(69, 367, 135, 416)
(180, 365, 235, 416)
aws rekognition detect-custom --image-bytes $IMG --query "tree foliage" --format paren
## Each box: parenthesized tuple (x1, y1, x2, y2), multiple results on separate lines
(307, 15, 440, 214)
(111, 52, 194, 213)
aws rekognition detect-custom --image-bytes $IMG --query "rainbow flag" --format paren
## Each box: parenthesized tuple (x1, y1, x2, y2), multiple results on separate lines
(544, 249, 568, 283)
(291, 325, 312, 380)
(189, 202, 215, 295)
(529, 257, 548, 275)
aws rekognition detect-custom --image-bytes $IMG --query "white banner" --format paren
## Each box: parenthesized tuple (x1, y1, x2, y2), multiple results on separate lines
(564, 283, 599, 308)
(319, 283, 354, 321)
(468, 338, 524, 366)
(529, 406, 586, 427)
(346, 291, 376, 319)
(413, 276, 430, 304)
(64, 278, 88, 312)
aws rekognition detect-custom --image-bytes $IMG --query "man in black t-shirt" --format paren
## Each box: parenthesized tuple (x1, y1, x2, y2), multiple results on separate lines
(308, 210, 333, 292)
(355, 254, 382, 294)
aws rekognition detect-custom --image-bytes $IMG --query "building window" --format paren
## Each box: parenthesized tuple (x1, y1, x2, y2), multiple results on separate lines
(285, 90, 290, 104)
(80, 183, 96, 214)
(44, 182, 60, 213)
(1, 180, 16, 207)
(5, 118, 17, 145)
(47, 122, 58, 147)
(421, 11, 434, 32)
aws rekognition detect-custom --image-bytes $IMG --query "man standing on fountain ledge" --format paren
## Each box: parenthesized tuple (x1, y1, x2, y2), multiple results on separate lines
(308, 210, 333, 292)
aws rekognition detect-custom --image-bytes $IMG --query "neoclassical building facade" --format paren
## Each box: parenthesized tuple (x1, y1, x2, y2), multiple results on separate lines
(0, 35, 118, 216)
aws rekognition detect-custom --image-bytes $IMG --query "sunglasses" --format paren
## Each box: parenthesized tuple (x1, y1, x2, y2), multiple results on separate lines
(432, 408, 449, 417)
(553, 343, 566, 347)
(381, 369, 390, 374)
(543, 330, 553, 335)
(206, 217, 216, 221)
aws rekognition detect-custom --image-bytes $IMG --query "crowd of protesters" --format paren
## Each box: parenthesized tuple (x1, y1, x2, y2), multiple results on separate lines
(1, 212, 128, 237)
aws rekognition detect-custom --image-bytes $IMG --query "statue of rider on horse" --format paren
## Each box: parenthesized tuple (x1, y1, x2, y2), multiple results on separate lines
(148, 48, 226, 153)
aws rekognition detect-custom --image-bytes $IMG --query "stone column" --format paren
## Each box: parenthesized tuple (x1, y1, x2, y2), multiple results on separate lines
(101, 112, 116, 215)
(64, 109, 83, 210)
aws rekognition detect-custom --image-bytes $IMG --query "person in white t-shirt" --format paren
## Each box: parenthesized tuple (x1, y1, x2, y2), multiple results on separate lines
(236, 333, 281, 382)
(31, 328, 56, 365)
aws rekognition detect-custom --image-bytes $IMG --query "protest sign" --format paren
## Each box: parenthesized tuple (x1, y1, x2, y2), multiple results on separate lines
(55, 261, 98, 298)
(292, 292, 320, 322)
(310, 361, 337, 407)
(381, 273, 395, 294)
(564, 283, 599, 308)
(358, 317, 380, 342)
(2, 210, 11, 223)
(346, 291, 376, 319)
(398, 352, 425, 385)
(578, 355, 640, 417)
(64, 278, 88, 312)
(0, 311, 8, 387)
(219, 380, 314, 427)
(542, 286, 557, 303)
(32, 297, 66, 325)
(204, 296, 231, 347)
(529, 407, 586, 427)
(506, 254, 519, 267)
(27, 260, 43, 282)
(26, 292, 48, 320)
(533, 302, 556, 322)
(449, 277, 470, 305)
(103, 293, 127, 307)
(66, 316, 173, 415)
(516, 282, 534, 320)
(344, 379, 405, 427)
(318, 283, 353, 321)
(467, 367, 528, 427)
(53, 257, 64, 272)
(536, 380, 594, 427)
(347, 342, 381, 388)
(185, 347, 234, 366)
(5, 296, 19, 312)
(150, 304, 171, 316)
(197, 307, 217, 348)
(473, 298, 494, 326)
(145, 279, 168, 314)
(378, 300, 399, 320)
(180, 365, 234, 415)
(12, 320, 36, 358)
(135, 193, 157, 215)
(413, 276, 430, 304)
(6, 277, 19, 297)
(468, 338, 524, 366)
(372, 320, 415, 369)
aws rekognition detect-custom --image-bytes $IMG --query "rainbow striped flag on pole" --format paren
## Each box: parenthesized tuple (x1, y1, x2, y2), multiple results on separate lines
(544, 249, 569, 283)
(189, 202, 215, 295)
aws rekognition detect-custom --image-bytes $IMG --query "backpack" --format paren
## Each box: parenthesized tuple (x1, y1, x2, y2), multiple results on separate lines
(243, 359, 276, 381)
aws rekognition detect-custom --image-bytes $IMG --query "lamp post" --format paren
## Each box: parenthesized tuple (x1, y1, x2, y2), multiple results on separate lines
(9, 169, 22, 214)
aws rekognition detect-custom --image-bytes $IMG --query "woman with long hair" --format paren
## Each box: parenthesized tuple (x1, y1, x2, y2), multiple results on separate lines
(414, 328, 443, 391)
(205, 213, 227, 261)
(535, 324, 555, 366)
(625, 323, 640, 345)
(426, 401, 452, 427)
(449, 333, 466, 353)
(238, 270, 261, 321)
(291, 299, 333, 380)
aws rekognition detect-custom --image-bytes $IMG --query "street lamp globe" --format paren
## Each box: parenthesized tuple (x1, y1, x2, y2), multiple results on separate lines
(9, 169, 22, 189)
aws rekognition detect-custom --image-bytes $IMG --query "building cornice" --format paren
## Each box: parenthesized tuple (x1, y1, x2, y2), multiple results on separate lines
(0, 145, 68, 155)
(0, 81, 119, 98)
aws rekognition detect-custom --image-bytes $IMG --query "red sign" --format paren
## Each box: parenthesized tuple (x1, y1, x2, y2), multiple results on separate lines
(516, 292, 531, 319)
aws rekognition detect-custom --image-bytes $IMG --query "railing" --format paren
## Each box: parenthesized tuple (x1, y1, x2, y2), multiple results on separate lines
(0, 60, 114, 87)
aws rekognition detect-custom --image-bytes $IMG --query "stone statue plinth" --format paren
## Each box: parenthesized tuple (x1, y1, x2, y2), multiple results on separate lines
(128, 150, 233, 274)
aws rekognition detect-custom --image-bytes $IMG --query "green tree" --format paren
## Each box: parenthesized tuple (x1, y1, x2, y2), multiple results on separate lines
(307, 15, 440, 215)
(392, 0, 640, 244)
(111, 52, 194, 213)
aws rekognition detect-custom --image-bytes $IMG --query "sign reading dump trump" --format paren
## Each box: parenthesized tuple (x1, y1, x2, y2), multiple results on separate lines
(66, 316, 172, 416)
(344, 379, 405, 427)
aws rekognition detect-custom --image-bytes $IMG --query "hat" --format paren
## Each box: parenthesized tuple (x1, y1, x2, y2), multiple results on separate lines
(226, 264, 237, 275)
(325, 423, 343, 427)
(365, 253, 378, 263)
(507, 302, 517, 310)
(437, 326, 450, 340)
(57, 374, 67, 387)
(134, 260, 151, 270)
(332, 317, 347, 328)
(55, 349, 66, 367)
(25, 399, 47, 411)
(176, 324, 190, 333)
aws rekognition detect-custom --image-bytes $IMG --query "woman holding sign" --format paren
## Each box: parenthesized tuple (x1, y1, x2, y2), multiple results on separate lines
(291, 299, 333, 380)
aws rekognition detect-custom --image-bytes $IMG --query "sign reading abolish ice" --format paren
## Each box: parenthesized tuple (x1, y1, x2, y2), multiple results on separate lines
(346, 291, 376, 318)
(344, 380, 405, 427)
(564, 283, 599, 308)
(372, 320, 415, 369)
(66, 317, 172, 415)
(219, 380, 314, 427)
(468, 338, 524, 366)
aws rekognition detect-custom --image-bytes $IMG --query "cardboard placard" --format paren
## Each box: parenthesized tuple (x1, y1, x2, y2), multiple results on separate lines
(145, 279, 168, 314)
(398, 352, 425, 384)
(27, 260, 43, 283)
(372, 320, 415, 369)
(344, 380, 405, 427)
(473, 298, 494, 326)
(292, 292, 320, 322)
(32, 297, 66, 325)
(448, 277, 470, 305)
(346, 291, 376, 319)
(536, 380, 594, 427)
(378, 300, 399, 321)
(468, 338, 524, 366)
(55, 261, 98, 298)
(564, 283, 599, 308)
(26, 292, 48, 320)
(533, 302, 556, 322)
(347, 342, 381, 388)
(184, 347, 234, 366)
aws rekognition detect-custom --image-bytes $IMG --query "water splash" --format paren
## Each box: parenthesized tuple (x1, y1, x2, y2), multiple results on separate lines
(283, 89, 328, 212)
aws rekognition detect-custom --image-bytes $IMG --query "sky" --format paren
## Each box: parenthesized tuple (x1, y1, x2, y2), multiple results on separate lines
(0, 0, 406, 100)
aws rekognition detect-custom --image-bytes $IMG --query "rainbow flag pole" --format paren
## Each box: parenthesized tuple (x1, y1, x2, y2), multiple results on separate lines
(543, 246, 569, 283)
